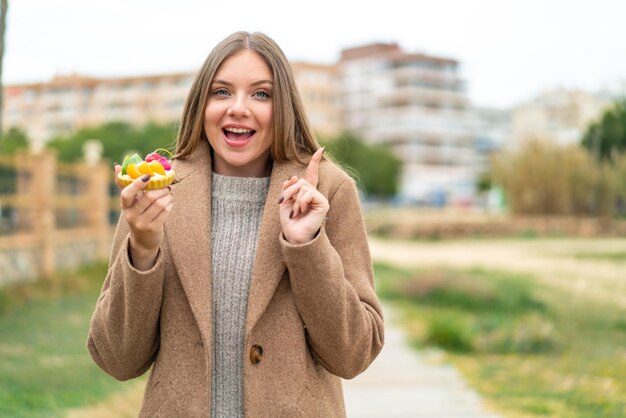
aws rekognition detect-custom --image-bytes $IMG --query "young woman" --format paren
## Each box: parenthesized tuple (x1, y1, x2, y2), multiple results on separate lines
(88, 31, 384, 417)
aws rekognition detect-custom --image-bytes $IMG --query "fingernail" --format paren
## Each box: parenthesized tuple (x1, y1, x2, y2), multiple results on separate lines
(278, 196, 284, 204)
(141, 174, 151, 182)
(114, 161, 118, 166)
(321, 147, 325, 155)
(289, 210, 294, 219)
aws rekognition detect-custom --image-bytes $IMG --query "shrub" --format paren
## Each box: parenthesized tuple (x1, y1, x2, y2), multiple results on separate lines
(426, 313, 474, 352)
(394, 270, 544, 314)
(492, 140, 618, 217)
(476, 313, 556, 354)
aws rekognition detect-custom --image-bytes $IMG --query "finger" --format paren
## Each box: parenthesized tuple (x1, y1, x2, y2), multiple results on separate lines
(131, 187, 172, 215)
(150, 201, 174, 227)
(292, 185, 318, 218)
(142, 193, 174, 224)
(114, 164, 123, 190)
(290, 183, 313, 218)
(282, 176, 298, 189)
(281, 178, 308, 205)
(278, 176, 298, 204)
(298, 188, 316, 215)
(305, 148, 324, 188)
(120, 174, 151, 210)
(126, 192, 172, 230)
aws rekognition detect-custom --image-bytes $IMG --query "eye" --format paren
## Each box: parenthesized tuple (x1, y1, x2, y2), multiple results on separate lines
(253, 89, 271, 99)
(212, 88, 230, 97)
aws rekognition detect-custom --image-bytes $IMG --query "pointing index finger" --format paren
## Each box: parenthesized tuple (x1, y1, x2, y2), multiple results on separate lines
(305, 147, 324, 188)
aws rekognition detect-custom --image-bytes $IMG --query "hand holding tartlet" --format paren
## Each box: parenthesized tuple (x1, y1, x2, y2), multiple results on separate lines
(114, 148, 175, 271)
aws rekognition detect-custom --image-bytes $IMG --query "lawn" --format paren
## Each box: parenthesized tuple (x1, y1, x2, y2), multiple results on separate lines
(0, 263, 143, 418)
(374, 262, 626, 418)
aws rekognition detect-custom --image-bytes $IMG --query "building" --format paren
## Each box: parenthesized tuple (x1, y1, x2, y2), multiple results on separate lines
(291, 62, 342, 139)
(4, 73, 195, 150)
(471, 106, 511, 155)
(339, 42, 484, 204)
(3, 61, 342, 150)
(511, 88, 614, 148)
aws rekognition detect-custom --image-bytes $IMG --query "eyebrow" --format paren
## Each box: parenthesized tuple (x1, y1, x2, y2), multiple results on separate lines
(212, 79, 274, 86)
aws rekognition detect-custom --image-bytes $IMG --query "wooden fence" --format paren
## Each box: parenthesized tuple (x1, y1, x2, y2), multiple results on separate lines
(0, 149, 118, 285)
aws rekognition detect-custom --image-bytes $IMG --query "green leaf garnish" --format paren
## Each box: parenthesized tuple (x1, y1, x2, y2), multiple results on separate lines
(121, 153, 143, 175)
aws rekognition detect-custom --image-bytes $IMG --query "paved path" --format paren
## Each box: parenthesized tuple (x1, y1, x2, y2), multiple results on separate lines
(343, 304, 501, 418)
(343, 236, 626, 417)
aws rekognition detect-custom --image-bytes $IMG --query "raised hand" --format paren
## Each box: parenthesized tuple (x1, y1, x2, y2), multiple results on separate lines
(278, 148, 329, 245)
(114, 163, 173, 270)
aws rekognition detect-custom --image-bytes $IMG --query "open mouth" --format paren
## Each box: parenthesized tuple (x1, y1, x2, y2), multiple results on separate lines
(223, 127, 256, 141)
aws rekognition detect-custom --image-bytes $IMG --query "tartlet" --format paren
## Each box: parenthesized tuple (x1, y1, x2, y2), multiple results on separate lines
(117, 149, 175, 190)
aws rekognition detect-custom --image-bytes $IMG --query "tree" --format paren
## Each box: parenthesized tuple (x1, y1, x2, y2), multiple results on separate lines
(46, 121, 178, 163)
(0, 0, 8, 139)
(581, 99, 626, 161)
(321, 131, 401, 199)
(0, 126, 27, 154)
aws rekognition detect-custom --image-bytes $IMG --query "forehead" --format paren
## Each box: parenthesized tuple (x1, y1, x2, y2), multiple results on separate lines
(214, 49, 273, 81)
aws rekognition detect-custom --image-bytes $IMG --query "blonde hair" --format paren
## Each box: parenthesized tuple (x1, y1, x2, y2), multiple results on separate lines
(174, 31, 320, 164)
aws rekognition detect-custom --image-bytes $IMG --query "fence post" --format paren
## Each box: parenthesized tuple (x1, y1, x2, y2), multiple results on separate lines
(29, 149, 56, 278)
(15, 150, 32, 231)
(82, 140, 111, 260)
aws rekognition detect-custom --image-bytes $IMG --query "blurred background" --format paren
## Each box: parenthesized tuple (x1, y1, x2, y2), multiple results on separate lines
(1, 0, 626, 417)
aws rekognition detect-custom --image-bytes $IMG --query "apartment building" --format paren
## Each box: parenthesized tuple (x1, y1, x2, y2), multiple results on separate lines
(511, 88, 614, 148)
(339, 43, 484, 204)
(3, 61, 341, 150)
(4, 72, 195, 149)
(291, 62, 342, 139)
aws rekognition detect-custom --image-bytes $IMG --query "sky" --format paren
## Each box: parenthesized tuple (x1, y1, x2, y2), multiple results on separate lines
(4, 0, 626, 109)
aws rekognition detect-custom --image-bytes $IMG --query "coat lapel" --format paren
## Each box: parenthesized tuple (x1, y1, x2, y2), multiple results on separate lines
(246, 160, 301, 334)
(165, 143, 213, 348)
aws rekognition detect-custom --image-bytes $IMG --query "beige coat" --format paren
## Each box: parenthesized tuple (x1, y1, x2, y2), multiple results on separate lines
(87, 141, 385, 417)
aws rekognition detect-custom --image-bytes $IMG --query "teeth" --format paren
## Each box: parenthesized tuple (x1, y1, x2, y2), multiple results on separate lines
(224, 127, 252, 134)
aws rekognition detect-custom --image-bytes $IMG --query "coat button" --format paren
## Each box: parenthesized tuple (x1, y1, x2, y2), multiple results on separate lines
(250, 344, 263, 364)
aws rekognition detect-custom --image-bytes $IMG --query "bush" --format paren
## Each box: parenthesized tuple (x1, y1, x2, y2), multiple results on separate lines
(391, 270, 544, 314)
(476, 313, 556, 354)
(492, 140, 618, 217)
(426, 313, 474, 352)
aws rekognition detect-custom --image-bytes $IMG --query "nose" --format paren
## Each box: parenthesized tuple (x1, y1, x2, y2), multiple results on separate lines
(227, 94, 250, 117)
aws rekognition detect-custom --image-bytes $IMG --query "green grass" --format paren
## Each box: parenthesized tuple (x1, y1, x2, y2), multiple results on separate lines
(375, 262, 626, 417)
(0, 263, 141, 417)
(571, 251, 626, 262)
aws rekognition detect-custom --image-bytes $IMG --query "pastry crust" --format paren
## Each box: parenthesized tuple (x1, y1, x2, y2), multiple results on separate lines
(117, 170, 175, 190)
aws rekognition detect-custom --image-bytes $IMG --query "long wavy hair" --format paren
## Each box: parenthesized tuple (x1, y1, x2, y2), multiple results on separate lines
(174, 31, 321, 164)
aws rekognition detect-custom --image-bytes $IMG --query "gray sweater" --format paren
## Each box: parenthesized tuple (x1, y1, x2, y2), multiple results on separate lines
(210, 172, 270, 418)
